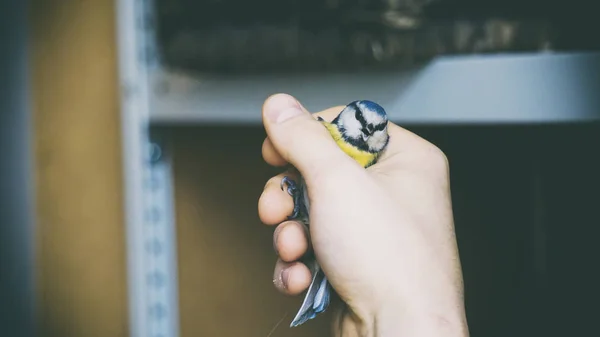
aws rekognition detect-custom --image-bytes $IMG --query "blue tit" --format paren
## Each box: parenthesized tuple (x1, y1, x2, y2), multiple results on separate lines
(280, 100, 391, 327)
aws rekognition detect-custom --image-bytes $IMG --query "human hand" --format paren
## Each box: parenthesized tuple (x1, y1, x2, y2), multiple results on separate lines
(258, 94, 469, 336)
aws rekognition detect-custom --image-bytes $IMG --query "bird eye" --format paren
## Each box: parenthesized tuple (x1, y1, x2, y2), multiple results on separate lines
(374, 123, 386, 131)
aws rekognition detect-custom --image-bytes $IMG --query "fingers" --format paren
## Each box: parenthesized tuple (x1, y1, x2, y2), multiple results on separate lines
(273, 259, 312, 295)
(258, 172, 296, 225)
(261, 105, 347, 167)
(259, 169, 312, 295)
(262, 138, 287, 167)
(261, 94, 351, 182)
(273, 220, 310, 262)
(259, 171, 312, 292)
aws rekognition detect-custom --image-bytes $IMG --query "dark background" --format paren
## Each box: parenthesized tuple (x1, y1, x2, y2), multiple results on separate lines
(154, 0, 599, 73)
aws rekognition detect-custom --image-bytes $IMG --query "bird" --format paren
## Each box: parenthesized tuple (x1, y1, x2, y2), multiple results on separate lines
(280, 100, 391, 327)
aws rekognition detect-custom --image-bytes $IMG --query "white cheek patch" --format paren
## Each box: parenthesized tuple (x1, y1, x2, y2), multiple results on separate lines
(367, 130, 389, 152)
(339, 110, 362, 138)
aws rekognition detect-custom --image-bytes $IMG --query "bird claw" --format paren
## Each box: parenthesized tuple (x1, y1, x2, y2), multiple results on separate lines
(280, 176, 296, 195)
(281, 176, 303, 220)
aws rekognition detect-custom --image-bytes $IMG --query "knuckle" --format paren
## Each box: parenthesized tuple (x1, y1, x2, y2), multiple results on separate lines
(422, 142, 450, 174)
(430, 144, 449, 167)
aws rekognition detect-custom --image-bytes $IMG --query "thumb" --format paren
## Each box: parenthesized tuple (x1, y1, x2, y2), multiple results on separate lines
(262, 93, 348, 181)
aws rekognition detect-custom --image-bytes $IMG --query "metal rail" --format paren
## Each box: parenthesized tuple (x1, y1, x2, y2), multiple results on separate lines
(116, 0, 180, 336)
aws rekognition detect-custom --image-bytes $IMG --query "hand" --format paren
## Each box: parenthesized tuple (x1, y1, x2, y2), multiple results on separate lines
(258, 94, 469, 336)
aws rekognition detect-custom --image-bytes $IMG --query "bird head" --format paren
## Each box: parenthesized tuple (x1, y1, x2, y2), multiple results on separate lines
(333, 100, 389, 153)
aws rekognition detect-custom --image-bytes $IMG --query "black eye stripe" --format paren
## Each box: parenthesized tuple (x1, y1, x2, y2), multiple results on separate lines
(355, 110, 368, 128)
(374, 123, 386, 131)
(354, 108, 387, 134)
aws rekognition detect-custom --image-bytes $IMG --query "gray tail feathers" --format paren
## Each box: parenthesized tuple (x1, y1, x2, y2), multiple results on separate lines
(290, 267, 331, 327)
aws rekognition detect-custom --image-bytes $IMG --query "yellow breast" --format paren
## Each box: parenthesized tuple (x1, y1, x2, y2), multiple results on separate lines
(321, 121, 378, 168)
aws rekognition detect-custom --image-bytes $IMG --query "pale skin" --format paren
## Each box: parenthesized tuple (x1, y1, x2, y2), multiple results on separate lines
(258, 93, 470, 336)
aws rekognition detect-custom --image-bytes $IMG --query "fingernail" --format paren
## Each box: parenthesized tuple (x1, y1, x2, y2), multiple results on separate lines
(266, 94, 303, 124)
(281, 267, 291, 289)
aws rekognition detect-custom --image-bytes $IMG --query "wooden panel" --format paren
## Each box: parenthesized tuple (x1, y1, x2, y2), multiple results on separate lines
(162, 126, 333, 337)
(31, 1, 128, 336)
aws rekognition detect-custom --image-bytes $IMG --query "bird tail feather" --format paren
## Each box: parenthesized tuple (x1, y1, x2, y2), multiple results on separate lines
(289, 267, 331, 327)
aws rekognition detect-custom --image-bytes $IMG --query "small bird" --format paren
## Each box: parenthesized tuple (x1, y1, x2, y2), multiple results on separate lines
(280, 100, 390, 327)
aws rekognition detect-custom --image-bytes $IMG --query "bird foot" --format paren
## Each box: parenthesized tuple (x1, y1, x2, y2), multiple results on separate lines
(281, 176, 303, 220)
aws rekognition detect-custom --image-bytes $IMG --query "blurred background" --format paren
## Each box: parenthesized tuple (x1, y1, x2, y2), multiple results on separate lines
(1, 0, 600, 336)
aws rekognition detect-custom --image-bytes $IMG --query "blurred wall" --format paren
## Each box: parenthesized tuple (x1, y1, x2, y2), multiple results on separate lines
(162, 126, 334, 337)
(0, 0, 37, 336)
(30, 1, 128, 336)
